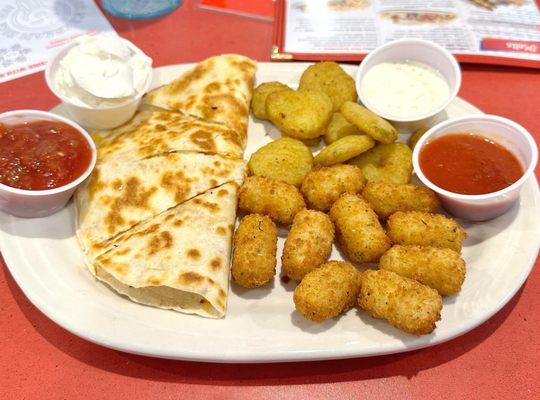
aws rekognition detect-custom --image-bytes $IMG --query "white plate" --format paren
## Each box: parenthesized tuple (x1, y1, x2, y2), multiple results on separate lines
(1, 63, 539, 363)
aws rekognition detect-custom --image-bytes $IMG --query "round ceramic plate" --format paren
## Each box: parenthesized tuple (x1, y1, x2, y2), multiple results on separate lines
(1, 63, 539, 362)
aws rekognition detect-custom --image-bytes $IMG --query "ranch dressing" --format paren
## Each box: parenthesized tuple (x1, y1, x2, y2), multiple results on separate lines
(361, 61, 450, 119)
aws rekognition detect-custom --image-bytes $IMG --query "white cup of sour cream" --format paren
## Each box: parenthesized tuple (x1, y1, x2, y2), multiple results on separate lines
(45, 35, 153, 130)
(356, 39, 461, 125)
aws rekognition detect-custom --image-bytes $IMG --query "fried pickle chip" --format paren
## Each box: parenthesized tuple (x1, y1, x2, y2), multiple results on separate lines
(324, 112, 363, 145)
(358, 269, 443, 335)
(340, 101, 398, 144)
(314, 135, 375, 166)
(408, 127, 428, 150)
(282, 210, 335, 281)
(301, 164, 366, 212)
(349, 143, 412, 184)
(380, 245, 466, 296)
(362, 182, 439, 218)
(329, 193, 391, 263)
(238, 176, 306, 225)
(232, 214, 277, 288)
(266, 90, 333, 139)
(298, 62, 358, 112)
(294, 261, 361, 322)
(251, 82, 292, 120)
(387, 211, 467, 252)
(248, 137, 313, 187)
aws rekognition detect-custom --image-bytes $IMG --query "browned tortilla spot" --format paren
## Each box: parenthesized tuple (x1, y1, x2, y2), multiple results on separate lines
(187, 248, 201, 260)
(155, 124, 166, 131)
(210, 257, 222, 270)
(218, 288, 226, 299)
(105, 176, 157, 234)
(148, 231, 174, 255)
(190, 130, 216, 152)
(115, 247, 131, 256)
(217, 189, 228, 197)
(146, 277, 161, 285)
(178, 271, 205, 285)
(173, 219, 184, 227)
(160, 170, 191, 203)
(216, 226, 227, 236)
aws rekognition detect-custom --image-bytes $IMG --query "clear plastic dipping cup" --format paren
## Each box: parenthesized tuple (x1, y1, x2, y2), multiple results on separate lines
(356, 38, 461, 129)
(45, 39, 152, 130)
(0, 110, 97, 218)
(413, 115, 538, 221)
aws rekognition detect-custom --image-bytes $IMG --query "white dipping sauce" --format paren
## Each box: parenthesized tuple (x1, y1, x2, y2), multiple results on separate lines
(361, 61, 450, 119)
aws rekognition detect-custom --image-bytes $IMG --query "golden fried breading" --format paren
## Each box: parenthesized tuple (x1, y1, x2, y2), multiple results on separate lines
(329, 193, 391, 263)
(238, 176, 306, 225)
(298, 62, 357, 112)
(324, 112, 363, 144)
(248, 137, 313, 187)
(362, 182, 439, 219)
(314, 135, 375, 166)
(358, 269, 442, 335)
(266, 90, 333, 139)
(301, 164, 366, 212)
(340, 101, 397, 144)
(232, 214, 277, 288)
(294, 261, 361, 322)
(349, 142, 412, 185)
(251, 82, 291, 120)
(282, 210, 335, 281)
(380, 245, 466, 296)
(387, 211, 467, 252)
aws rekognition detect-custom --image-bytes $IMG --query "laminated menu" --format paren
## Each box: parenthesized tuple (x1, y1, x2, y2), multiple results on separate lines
(272, 0, 540, 67)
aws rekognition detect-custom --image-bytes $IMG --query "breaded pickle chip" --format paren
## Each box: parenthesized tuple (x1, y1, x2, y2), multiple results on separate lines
(294, 261, 361, 322)
(314, 135, 375, 166)
(408, 127, 428, 150)
(232, 214, 277, 289)
(238, 176, 306, 225)
(248, 137, 313, 187)
(340, 101, 398, 144)
(387, 211, 467, 253)
(298, 62, 357, 112)
(282, 210, 335, 281)
(329, 193, 391, 264)
(301, 164, 366, 212)
(358, 269, 442, 335)
(251, 82, 291, 120)
(324, 112, 363, 144)
(362, 182, 439, 218)
(349, 143, 412, 184)
(266, 90, 333, 139)
(380, 245, 466, 296)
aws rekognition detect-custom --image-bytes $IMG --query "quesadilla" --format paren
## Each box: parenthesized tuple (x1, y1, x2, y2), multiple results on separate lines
(75, 151, 245, 257)
(95, 110, 244, 163)
(91, 182, 240, 318)
(144, 54, 256, 143)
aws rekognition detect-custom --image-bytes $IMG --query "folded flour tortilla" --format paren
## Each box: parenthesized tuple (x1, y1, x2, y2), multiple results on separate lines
(144, 54, 256, 143)
(92, 182, 240, 318)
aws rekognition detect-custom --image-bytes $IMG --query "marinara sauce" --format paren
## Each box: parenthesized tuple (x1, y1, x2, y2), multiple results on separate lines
(419, 134, 523, 195)
(0, 120, 92, 190)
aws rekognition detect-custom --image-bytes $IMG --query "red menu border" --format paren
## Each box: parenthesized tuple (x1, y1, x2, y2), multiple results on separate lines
(271, 0, 540, 68)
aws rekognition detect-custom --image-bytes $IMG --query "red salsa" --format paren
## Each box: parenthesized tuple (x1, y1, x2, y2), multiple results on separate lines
(0, 119, 92, 190)
(419, 133, 523, 195)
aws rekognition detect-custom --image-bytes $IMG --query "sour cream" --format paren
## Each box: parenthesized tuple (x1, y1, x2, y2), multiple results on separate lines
(54, 35, 152, 108)
(361, 61, 450, 119)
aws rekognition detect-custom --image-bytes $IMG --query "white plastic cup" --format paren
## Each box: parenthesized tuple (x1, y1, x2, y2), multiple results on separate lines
(356, 39, 461, 128)
(0, 110, 97, 218)
(45, 38, 152, 130)
(413, 115, 538, 221)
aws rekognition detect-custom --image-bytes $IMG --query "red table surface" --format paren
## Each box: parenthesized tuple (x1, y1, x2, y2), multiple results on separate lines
(1, 1, 539, 399)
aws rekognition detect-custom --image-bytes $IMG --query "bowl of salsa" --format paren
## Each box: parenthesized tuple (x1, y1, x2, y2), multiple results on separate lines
(412, 115, 538, 221)
(0, 110, 96, 218)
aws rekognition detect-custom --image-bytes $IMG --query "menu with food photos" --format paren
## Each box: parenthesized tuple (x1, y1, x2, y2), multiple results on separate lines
(272, 0, 540, 67)
(0, 0, 115, 83)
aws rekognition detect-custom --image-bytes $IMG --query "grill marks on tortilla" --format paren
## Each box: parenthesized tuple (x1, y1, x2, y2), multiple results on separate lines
(160, 170, 191, 203)
(105, 177, 157, 234)
(147, 231, 173, 256)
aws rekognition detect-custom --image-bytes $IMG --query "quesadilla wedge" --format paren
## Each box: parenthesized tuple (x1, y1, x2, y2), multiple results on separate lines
(94, 110, 244, 163)
(90, 182, 240, 318)
(75, 152, 245, 258)
(144, 54, 256, 143)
